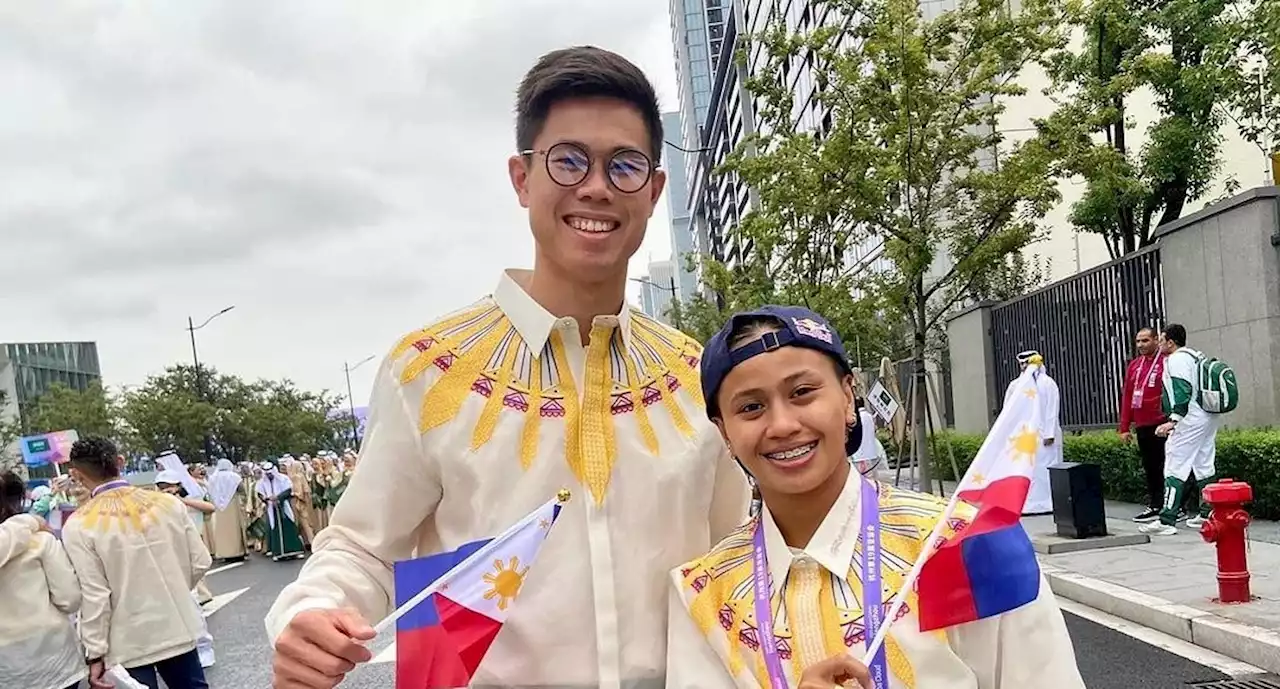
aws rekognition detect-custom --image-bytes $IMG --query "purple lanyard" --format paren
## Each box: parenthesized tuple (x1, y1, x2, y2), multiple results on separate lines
(91, 479, 130, 498)
(751, 478, 887, 688)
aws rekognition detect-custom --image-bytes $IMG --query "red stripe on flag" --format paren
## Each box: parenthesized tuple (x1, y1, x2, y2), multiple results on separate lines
(435, 595, 504, 677)
(395, 625, 470, 689)
(955, 475, 1032, 537)
(916, 538, 978, 631)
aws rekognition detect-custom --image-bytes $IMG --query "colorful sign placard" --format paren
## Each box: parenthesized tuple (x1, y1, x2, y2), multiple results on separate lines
(20, 430, 80, 467)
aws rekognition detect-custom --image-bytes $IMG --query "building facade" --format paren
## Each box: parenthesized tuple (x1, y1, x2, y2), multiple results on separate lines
(638, 259, 678, 325)
(0, 341, 102, 430)
(669, 0, 730, 159)
(662, 112, 700, 302)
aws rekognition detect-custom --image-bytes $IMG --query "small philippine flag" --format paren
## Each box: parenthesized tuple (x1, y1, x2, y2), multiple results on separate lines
(393, 496, 564, 689)
(916, 364, 1045, 631)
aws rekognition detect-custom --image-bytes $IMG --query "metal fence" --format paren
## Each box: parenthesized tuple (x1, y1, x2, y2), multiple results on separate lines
(989, 244, 1165, 430)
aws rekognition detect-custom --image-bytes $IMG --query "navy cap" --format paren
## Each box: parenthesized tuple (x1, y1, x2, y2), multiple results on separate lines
(700, 305, 863, 457)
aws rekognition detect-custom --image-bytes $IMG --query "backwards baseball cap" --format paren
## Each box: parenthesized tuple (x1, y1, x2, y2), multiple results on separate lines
(700, 305, 864, 457)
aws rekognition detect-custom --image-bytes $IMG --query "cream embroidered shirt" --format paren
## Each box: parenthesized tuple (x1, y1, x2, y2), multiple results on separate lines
(62, 485, 213, 669)
(266, 269, 750, 688)
(667, 471, 1086, 689)
(0, 515, 86, 689)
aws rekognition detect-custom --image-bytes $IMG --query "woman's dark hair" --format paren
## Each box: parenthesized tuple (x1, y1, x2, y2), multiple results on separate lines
(68, 437, 121, 481)
(1, 470, 26, 524)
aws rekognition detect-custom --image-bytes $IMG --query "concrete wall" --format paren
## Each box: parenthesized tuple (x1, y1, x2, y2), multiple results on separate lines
(1155, 186, 1280, 428)
(947, 302, 999, 433)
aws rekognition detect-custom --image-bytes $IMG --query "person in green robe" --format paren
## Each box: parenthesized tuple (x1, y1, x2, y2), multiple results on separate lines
(255, 461, 305, 562)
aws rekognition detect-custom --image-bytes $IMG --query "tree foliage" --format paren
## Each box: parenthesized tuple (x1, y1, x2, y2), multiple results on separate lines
(0, 390, 21, 472)
(1038, 0, 1265, 258)
(16, 365, 351, 464)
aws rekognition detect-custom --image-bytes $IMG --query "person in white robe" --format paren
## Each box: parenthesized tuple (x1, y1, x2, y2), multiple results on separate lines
(1005, 351, 1061, 514)
(155, 469, 218, 669)
(206, 459, 248, 561)
(850, 399, 887, 475)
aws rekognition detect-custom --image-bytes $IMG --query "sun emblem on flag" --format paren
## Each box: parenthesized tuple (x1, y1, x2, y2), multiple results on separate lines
(1010, 425, 1040, 463)
(483, 557, 529, 611)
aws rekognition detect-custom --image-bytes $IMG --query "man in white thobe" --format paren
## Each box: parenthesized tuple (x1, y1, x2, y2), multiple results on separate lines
(1006, 350, 1062, 514)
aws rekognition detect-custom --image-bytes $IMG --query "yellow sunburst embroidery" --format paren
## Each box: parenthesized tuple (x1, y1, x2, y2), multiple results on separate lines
(72, 487, 168, 535)
(1023, 386, 1038, 400)
(394, 298, 704, 502)
(482, 556, 528, 611)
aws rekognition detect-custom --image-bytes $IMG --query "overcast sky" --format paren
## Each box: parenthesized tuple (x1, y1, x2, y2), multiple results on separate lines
(0, 1, 682, 407)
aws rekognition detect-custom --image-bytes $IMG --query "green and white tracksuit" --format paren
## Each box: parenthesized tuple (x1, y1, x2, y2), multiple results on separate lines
(1158, 347, 1220, 526)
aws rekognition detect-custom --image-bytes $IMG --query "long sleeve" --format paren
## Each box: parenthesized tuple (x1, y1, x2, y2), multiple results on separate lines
(38, 533, 83, 615)
(1039, 375, 1061, 441)
(181, 501, 213, 588)
(1162, 351, 1196, 421)
(62, 522, 112, 660)
(947, 575, 1086, 689)
(708, 444, 750, 543)
(1118, 360, 1135, 433)
(0, 514, 38, 566)
(265, 353, 442, 643)
(665, 576, 738, 689)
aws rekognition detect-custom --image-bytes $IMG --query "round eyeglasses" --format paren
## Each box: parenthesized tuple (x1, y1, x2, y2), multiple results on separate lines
(521, 142, 654, 194)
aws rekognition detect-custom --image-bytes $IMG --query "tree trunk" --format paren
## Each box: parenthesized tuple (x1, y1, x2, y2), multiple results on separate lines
(912, 279, 932, 494)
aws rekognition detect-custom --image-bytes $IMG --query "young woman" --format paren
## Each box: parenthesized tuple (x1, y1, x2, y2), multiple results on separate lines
(665, 306, 1085, 689)
(0, 470, 86, 689)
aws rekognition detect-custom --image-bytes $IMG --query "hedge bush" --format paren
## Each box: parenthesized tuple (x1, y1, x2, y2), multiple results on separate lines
(885, 428, 1280, 521)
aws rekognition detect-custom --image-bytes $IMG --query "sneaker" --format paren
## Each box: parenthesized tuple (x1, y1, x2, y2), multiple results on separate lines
(1186, 516, 1207, 529)
(1133, 508, 1161, 523)
(1175, 510, 1189, 522)
(1139, 521, 1178, 536)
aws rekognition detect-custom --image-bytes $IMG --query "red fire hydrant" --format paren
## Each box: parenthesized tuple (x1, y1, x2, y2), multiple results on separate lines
(1200, 479, 1253, 604)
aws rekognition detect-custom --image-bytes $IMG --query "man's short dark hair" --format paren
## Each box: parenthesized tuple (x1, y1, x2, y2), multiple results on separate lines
(515, 46, 664, 163)
(1137, 326, 1157, 337)
(68, 437, 121, 480)
(1162, 323, 1187, 347)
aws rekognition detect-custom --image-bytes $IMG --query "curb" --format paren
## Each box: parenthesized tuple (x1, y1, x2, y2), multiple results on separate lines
(1043, 565, 1280, 675)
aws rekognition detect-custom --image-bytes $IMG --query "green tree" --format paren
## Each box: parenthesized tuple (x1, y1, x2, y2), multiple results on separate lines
(1038, 0, 1262, 258)
(0, 390, 22, 473)
(713, 0, 1066, 491)
(25, 381, 118, 439)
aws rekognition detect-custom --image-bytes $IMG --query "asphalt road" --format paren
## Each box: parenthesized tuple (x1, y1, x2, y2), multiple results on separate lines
(200, 555, 1251, 689)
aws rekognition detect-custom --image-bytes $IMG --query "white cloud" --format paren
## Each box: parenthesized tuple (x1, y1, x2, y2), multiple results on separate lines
(0, 1, 679, 405)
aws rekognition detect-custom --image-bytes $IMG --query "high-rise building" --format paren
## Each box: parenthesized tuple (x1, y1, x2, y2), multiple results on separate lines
(638, 259, 678, 325)
(0, 341, 102, 431)
(670, 0, 730, 159)
(662, 112, 699, 302)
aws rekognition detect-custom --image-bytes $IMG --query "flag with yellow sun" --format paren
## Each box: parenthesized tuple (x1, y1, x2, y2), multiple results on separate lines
(392, 492, 567, 689)
(914, 362, 1046, 631)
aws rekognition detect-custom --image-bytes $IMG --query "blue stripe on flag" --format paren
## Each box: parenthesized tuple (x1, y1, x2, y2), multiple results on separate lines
(393, 537, 492, 631)
(961, 523, 1041, 620)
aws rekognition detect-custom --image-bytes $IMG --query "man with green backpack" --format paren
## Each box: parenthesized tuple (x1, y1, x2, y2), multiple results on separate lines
(1139, 323, 1239, 536)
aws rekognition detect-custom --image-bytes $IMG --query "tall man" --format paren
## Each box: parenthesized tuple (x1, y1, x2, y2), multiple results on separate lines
(1141, 324, 1220, 536)
(1119, 327, 1169, 522)
(266, 46, 750, 689)
(1006, 350, 1060, 514)
(61, 437, 213, 689)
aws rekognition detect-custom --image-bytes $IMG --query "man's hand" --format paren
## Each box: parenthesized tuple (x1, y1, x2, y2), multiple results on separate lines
(798, 653, 874, 689)
(33, 515, 53, 534)
(272, 608, 375, 689)
(87, 660, 112, 689)
(1120, 431, 1132, 444)
(1156, 422, 1175, 438)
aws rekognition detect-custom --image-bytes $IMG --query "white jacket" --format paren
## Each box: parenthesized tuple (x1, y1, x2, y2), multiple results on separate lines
(0, 514, 87, 689)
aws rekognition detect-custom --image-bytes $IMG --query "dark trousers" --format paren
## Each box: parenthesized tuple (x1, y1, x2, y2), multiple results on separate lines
(1136, 425, 1199, 512)
(126, 648, 208, 689)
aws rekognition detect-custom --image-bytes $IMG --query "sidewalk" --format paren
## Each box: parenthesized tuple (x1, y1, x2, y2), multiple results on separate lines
(876, 468, 1280, 673)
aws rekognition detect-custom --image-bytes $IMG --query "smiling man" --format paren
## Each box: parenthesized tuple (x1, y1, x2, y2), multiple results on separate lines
(265, 46, 749, 689)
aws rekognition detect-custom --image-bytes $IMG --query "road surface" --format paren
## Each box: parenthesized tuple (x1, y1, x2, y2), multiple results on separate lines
(200, 555, 1267, 689)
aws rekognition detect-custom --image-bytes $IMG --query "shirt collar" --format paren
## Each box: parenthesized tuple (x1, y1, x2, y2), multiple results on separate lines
(760, 468, 864, 586)
(492, 269, 633, 353)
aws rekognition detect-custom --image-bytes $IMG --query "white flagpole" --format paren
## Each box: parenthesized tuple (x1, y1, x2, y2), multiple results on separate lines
(371, 491, 570, 637)
(861, 362, 1041, 665)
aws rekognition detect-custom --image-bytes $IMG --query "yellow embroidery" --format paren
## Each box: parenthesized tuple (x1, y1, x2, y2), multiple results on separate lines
(395, 299, 704, 501)
(72, 488, 167, 534)
(673, 484, 978, 688)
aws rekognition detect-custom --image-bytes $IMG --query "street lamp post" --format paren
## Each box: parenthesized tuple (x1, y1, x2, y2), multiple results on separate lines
(629, 276, 682, 329)
(186, 305, 235, 462)
(343, 355, 376, 449)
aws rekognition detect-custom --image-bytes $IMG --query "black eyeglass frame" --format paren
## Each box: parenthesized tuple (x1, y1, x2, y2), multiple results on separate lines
(519, 142, 657, 194)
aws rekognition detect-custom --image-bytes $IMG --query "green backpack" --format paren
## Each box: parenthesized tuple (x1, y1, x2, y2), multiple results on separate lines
(1194, 352, 1239, 414)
